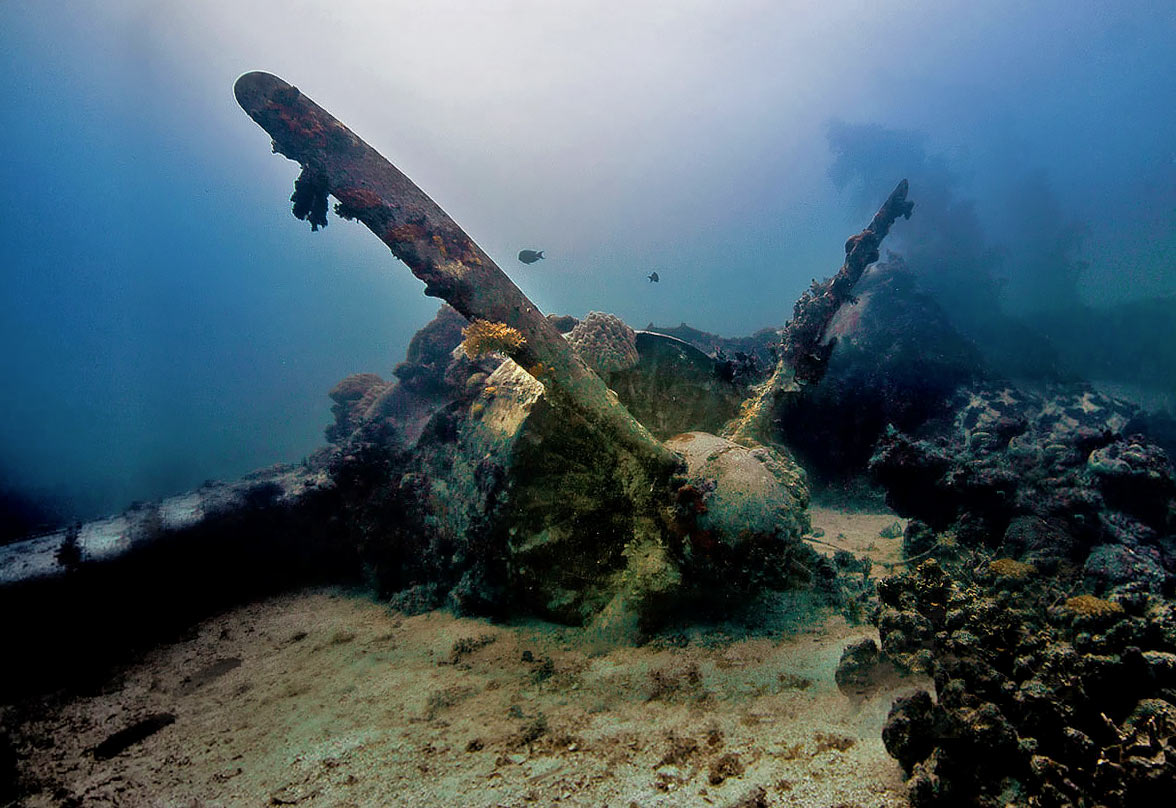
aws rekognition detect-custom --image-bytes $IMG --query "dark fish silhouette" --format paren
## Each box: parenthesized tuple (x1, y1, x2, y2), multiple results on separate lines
(647, 272, 659, 283)
(517, 250, 545, 264)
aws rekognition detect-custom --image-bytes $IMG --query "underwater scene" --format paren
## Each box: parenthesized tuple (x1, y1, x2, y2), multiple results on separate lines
(2, 2, 1176, 806)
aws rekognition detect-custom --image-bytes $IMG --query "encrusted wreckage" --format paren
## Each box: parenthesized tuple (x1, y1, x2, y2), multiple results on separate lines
(0, 74, 913, 695)
(5, 70, 1176, 807)
(231, 71, 913, 637)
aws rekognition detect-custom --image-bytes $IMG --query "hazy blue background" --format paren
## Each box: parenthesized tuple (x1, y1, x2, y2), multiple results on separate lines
(2, 0, 1174, 523)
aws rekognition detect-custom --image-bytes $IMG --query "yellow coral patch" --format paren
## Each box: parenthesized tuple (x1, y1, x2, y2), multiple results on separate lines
(1062, 594, 1124, 618)
(461, 319, 526, 358)
(988, 558, 1036, 580)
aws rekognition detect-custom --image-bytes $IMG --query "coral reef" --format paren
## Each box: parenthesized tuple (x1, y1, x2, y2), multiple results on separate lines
(865, 382, 1173, 793)
(877, 559, 1176, 807)
(863, 378, 1176, 804)
(870, 383, 1176, 595)
(564, 311, 639, 374)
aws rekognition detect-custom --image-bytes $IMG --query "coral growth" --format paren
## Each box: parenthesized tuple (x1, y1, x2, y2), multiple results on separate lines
(461, 319, 526, 359)
(988, 558, 1035, 580)
(565, 311, 639, 375)
(326, 373, 391, 444)
(780, 180, 912, 385)
(1061, 593, 1124, 619)
(290, 167, 329, 231)
(392, 305, 470, 393)
(870, 383, 1176, 596)
(877, 552, 1176, 807)
(841, 335, 1176, 806)
(777, 259, 983, 482)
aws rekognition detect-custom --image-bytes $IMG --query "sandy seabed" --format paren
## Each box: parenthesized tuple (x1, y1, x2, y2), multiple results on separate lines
(8, 509, 921, 808)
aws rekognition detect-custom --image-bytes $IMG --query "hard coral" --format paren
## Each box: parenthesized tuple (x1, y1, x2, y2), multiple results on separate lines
(877, 554, 1176, 807)
(1062, 594, 1125, 619)
(988, 558, 1036, 581)
(326, 373, 391, 443)
(461, 319, 526, 358)
(565, 311, 639, 375)
(392, 304, 468, 394)
(870, 382, 1176, 597)
(329, 373, 384, 404)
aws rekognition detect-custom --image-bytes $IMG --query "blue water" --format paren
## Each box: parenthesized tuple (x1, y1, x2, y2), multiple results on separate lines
(1, 0, 1174, 522)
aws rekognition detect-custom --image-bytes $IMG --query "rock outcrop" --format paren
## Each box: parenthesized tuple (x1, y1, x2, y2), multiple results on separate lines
(870, 383, 1176, 596)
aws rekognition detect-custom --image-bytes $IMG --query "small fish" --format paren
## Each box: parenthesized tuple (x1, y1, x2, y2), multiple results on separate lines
(647, 272, 659, 283)
(518, 250, 545, 264)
